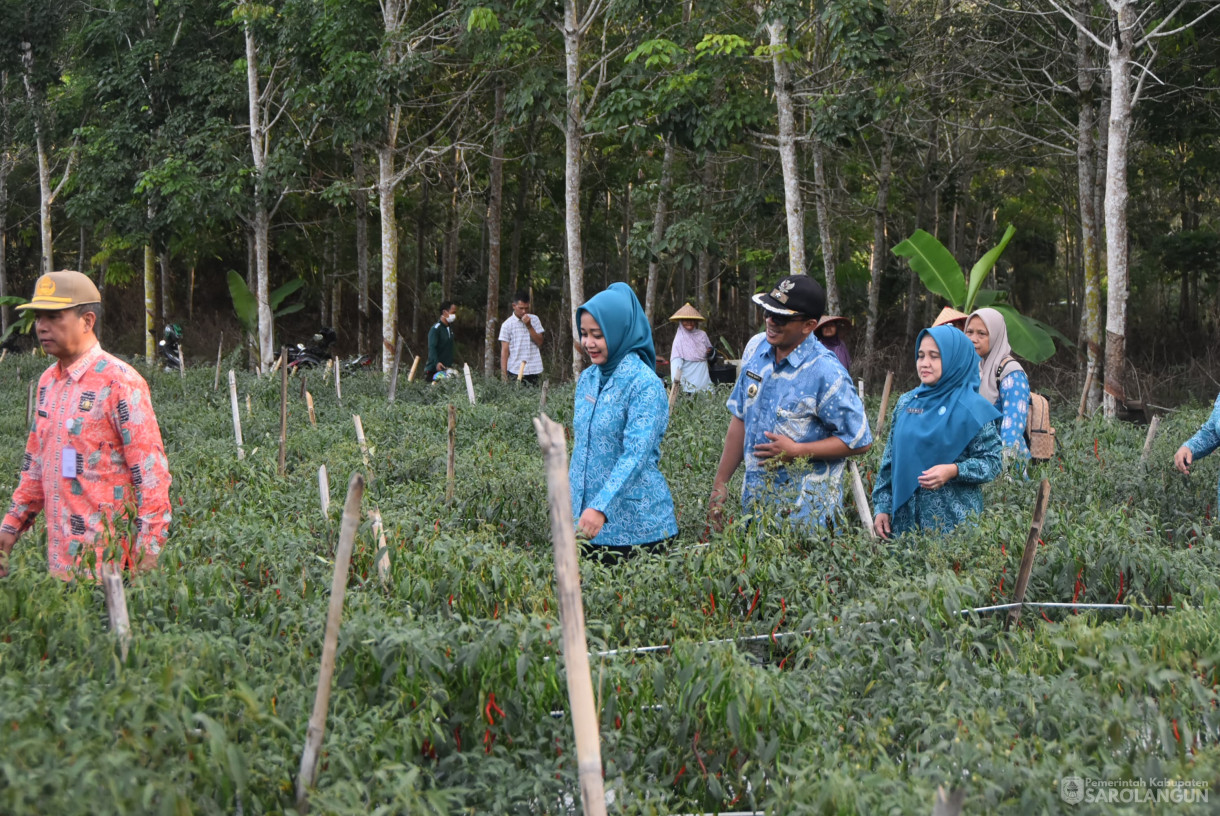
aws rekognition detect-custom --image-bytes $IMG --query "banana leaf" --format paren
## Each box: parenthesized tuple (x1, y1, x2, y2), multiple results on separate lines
(891, 229, 965, 307)
(992, 304, 1056, 363)
(964, 224, 1016, 312)
(227, 270, 258, 335)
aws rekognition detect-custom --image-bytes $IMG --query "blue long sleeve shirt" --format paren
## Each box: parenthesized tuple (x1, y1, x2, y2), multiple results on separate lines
(1183, 393, 1220, 511)
(569, 354, 678, 548)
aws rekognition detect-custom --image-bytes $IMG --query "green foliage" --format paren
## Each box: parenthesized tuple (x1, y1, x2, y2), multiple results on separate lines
(227, 272, 304, 335)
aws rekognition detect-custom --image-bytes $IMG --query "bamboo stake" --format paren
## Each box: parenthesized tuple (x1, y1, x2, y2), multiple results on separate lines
(388, 335, 404, 403)
(0, 348, 6, 364)
(306, 392, 317, 427)
(517, 360, 526, 382)
(299, 371, 307, 400)
(407, 356, 420, 383)
(857, 379, 865, 399)
(463, 363, 476, 405)
(446, 404, 457, 504)
(876, 371, 894, 436)
(334, 357, 341, 403)
(353, 415, 372, 474)
(325, 357, 333, 376)
(228, 370, 245, 460)
(1077, 363, 1095, 419)
(279, 348, 288, 476)
(101, 563, 133, 662)
(932, 786, 965, 816)
(177, 341, 185, 380)
(296, 472, 365, 812)
(848, 462, 876, 539)
(533, 415, 607, 816)
(1005, 478, 1052, 631)
(245, 393, 252, 418)
(1140, 414, 1162, 466)
(371, 507, 390, 585)
(667, 378, 680, 414)
(269, 353, 282, 376)
(539, 380, 549, 411)
(318, 465, 330, 519)
(213, 333, 223, 391)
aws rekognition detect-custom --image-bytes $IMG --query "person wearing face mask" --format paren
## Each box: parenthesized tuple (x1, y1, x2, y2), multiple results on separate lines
(870, 326, 1002, 538)
(569, 283, 678, 562)
(425, 301, 458, 381)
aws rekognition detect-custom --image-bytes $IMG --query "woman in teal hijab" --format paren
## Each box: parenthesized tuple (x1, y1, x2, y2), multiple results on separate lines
(570, 283, 677, 560)
(871, 326, 1003, 537)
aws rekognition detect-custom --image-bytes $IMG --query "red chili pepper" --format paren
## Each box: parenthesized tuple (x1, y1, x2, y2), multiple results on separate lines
(1116, 571, 1124, 603)
(1041, 610, 1053, 623)
(484, 692, 505, 725)
(454, 727, 461, 751)
(771, 598, 787, 643)
(746, 589, 761, 618)
(672, 764, 686, 786)
(708, 591, 716, 613)
(483, 728, 495, 753)
(1000, 542, 1006, 557)
(1173, 719, 1181, 742)
(693, 732, 708, 776)
(1072, 567, 1085, 610)
(1094, 438, 1099, 460)
(448, 594, 454, 608)
(492, 602, 499, 619)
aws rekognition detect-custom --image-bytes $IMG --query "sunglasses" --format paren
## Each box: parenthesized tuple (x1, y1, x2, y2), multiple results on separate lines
(765, 312, 807, 327)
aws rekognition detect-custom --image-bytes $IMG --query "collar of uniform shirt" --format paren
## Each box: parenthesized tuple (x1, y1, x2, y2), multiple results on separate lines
(62, 340, 103, 381)
(767, 332, 820, 368)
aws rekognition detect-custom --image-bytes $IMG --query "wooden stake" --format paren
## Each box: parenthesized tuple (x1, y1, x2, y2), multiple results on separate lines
(1140, 414, 1162, 466)
(1005, 478, 1051, 631)
(353, 414, 372, 474)
(306, 391, 317, 427)
(269, 353, 283, 376)
(388, 335, 404, 403)
(533, 415, 607, 816)
(334, 357, 341, 403)
(876, 371, 894, 436)
(446, 404, 457, 504)
(296, 472, 365, 812)
(213, 333, 223, 391)
(325, 357, 333, 376)
(177, 340, 186, 380)
(371, 507, 390, 585)
(407, 356, 420, 383)
(245, 393, 252, 418)
(101, 563, 133, 662)
(318, 465, 329, 519)
(517, 360, 526, 382)
(228, 370, 245, 460)
(1077, 363, 1095, 420)
(279, 348, 288, 476)
(932, 786, 965, 816)
(0, 348, 6, 364)
(299, 371, 307, 400)
(667, 378, 680, 414)
(539, 380, 549, 411)
(463, 363, 476, 405)
(848, 462, 876, 539)
(857, 379, 865, 400)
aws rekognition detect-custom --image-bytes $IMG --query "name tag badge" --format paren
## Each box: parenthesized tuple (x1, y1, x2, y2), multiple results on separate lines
(746, 370, 763, 382)
(584, 394, 597, 404)
(61, 447, 78, 479)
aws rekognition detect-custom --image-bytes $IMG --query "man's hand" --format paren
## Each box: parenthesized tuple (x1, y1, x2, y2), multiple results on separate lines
(754, 432, 800, 462)
(1175, 446, 1193, 475)
(707, 483, 730, 532)
(437, 362, 447, 371)
(917, 464, 958, 490)
(873, 513, 892, 539)
(0, 530, 16, 578)
(577, 508, 606, 539)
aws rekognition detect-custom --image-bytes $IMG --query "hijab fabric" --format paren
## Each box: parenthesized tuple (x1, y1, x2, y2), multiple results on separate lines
(890, 326, 1000, 514)
(968, 307, 1013, 405)
(671, 324, 711, 361)
(577, 282, 656, 377)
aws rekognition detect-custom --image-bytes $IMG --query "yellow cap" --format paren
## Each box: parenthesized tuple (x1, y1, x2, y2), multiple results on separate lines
(17, 271, 102, 311)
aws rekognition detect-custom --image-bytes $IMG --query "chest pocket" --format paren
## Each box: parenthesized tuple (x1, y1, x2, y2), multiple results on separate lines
(775, 403, 814, 442)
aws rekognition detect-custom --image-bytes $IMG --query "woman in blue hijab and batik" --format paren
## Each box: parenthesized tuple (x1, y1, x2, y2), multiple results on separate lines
(871, 326, 1003, 538)
(570, 283, 678, 561)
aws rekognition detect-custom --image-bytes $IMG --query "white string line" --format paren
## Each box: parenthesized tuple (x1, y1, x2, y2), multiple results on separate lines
(588, 601, 1177, 659)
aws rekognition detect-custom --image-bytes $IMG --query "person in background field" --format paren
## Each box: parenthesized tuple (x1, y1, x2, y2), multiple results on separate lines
(966, 307, 1030, 461)
(425, 301, 457, 381)
(499, 290, 544, 384)
(0, 271, 172, 580)
(668, 303, 713, 393)
(569, 282, 678, 562)
(871, 326, 1002, 538)
(814, 315, 852, 372)
(932, 306, 969, 330)
(709, 275, 873, 534)
(1174, 395, 1220, 513)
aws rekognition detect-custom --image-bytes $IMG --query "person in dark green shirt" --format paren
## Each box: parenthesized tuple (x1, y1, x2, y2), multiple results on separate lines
(425, 301, 457, 380)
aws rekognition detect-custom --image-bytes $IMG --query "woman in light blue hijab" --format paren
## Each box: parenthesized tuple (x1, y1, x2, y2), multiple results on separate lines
(871, 326, 1003, 537)
(569, 283, 678, 561)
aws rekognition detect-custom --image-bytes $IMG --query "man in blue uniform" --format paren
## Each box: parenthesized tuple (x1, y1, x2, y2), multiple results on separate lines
(709, 275, 872, 532)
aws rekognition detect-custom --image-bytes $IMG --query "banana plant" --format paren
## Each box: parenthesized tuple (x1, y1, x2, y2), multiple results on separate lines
(892, 224, 1064, 362)
(226, 270, 305, 337)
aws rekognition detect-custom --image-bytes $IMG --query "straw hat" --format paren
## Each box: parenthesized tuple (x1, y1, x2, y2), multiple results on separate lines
(932, 306, 969, 328)
(668, 303, 706, 322)
(815, 315, 851, 332)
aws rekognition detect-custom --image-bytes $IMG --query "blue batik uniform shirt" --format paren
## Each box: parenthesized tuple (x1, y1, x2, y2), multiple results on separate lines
(726, 333, 873, 529)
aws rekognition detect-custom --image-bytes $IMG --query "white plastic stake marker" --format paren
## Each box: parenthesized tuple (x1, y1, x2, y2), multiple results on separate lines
(318, 465, 329, 519)
(228, 370, 245, 460)
(463, 363, 476, 405)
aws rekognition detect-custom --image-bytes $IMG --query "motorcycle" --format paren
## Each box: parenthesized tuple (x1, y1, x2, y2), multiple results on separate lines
(286, 327, 337, 371)
(158, 324, 183, 372)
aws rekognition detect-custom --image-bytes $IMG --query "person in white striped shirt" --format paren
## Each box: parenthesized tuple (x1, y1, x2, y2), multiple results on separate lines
(499, 290, 545, 383)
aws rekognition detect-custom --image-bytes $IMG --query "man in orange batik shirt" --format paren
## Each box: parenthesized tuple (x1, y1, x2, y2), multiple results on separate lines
(0, 270, 172, 580)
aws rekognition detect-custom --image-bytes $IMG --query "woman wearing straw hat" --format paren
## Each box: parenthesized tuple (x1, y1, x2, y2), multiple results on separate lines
(668, 303, 714, 393)
(814, 315, 852, 372)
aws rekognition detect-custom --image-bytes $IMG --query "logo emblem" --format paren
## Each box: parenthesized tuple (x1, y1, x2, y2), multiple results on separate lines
(1060, 776, 1085, 805)
(770, 278, 796, 304)
(36, 278, 56, 296)
(747, 384, 758, 398)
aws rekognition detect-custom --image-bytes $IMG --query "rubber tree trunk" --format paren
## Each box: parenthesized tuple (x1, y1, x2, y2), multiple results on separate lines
(696, 154, 716, 313)
(1075, 0, 1103, 414)
(643, 140, 674, 324)
(378, 131, 400, 374)
(563, 0, 587, 379)
(484, 85, 506, 378)
(810, 139, 840, 313)
(144, 243, 156, 361)
(760, 14, 805, 278)
(1102, 0, 1135, 419)
(862, 136, 892, 385)
(354, 144, 370, 357)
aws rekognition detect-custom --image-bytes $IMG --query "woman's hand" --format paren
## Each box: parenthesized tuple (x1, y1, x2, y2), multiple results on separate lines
(917, 464, 958, 490)
(873, 513, 892, 539)
(577, 508, 606, 539)
(1175, 446, 1193, 475)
